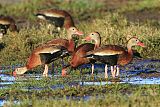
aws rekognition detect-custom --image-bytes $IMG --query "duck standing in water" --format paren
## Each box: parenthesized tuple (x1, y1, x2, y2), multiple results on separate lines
(84, 37, 145, 78)
(62, 32, 101, 76)
(13, 26, 83, 76)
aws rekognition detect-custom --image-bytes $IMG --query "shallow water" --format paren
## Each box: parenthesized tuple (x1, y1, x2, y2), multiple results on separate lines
(0, 74, 15, 89)
(79, 76, 160, 86)
(0, 59, 160, 106)
(0, 59, 160, 88)
(0, 99, 6, 107)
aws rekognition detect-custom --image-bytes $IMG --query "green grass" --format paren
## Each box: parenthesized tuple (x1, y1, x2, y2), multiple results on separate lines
(81, 13, 160, 59)
(1, 12, 160, 65)
(1, 80, 160, 107)
(0, 0, 103, 22)
(0, 1, 160, 106)
(0, 0, 160, 65)
(119, 0, 160, 12)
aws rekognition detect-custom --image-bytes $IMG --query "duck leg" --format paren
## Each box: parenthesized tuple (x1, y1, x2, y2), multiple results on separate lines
(111, 66, 115, 78)
(91, 64, 94, 75)
(47, 24, 54, 34)
(114, 65, 117, 77)
(62, 67, 67, 77)
(105, 64, 108, 78)
(116, 66, 120, 77)
(43, 64, 48, 77)
(57, 27, 61, 32)
(52, 63, 55, 75)
(61, 64, 70, 77)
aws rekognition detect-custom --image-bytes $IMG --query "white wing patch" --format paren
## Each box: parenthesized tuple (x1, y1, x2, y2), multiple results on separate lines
(37, 15, 46, 20)
(36, 47, 61, 55)
(44, 13, 64, 18)
(94, 52, 115, 56)
(94, 51, 122, 56)
(0, 20, 10, 25)
(39, 49, 60, 54)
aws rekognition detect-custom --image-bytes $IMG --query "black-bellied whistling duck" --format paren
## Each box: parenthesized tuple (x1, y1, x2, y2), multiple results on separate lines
(126, 35, 143, 58)
(13, 45, 69, 76)
(36, 9, 75, 31)
(61, 32, 101, 76)
(13, 26, 83, 76)
(44, 27, 83, 53)
(0, 15, 18, 37)
(84, 37, 145, 78)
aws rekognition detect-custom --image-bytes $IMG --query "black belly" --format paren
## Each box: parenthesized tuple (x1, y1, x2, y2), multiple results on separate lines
(39, 50, 69, 64)
(91, 54, 119, 66)
(47, 16, 64, 27)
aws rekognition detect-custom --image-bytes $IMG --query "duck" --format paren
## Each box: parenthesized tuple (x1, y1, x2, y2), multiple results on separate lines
(13, 27, 83, 76)
(44, 27, 83, 53)
(0, 15, 18, 37)
(35, 9, 75, 32)
(84, 37, 145, 78)
(13, 45, 69, 77)
(61, 32, 101, 76)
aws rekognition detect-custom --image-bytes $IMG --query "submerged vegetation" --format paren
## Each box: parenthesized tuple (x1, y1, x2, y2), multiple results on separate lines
(0, 0, 160, 106)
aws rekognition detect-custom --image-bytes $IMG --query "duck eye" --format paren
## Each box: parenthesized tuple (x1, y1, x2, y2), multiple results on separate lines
(92, 34, 94, 35)
(72, 29, 74, 30)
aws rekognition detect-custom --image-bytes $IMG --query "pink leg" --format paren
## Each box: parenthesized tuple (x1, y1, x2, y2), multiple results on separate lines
(57, 27, 61, 31)
(91, 64, 94, 75)
(43, 64, 48, 77)
(105, 64, 108, 78)
(62, 68, 67, 77)
(116, 66, 120, 77)
(114, 65, 117, 77)
(111, 66, 116, 78)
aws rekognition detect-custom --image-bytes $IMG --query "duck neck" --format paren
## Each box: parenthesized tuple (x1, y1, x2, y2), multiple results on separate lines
(68, 39, 75, 53)
(94, 38, 101, 50)
(64, 16, 75, 29)
(127, 44, 133, 55)
(67, 30, 72, 40)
